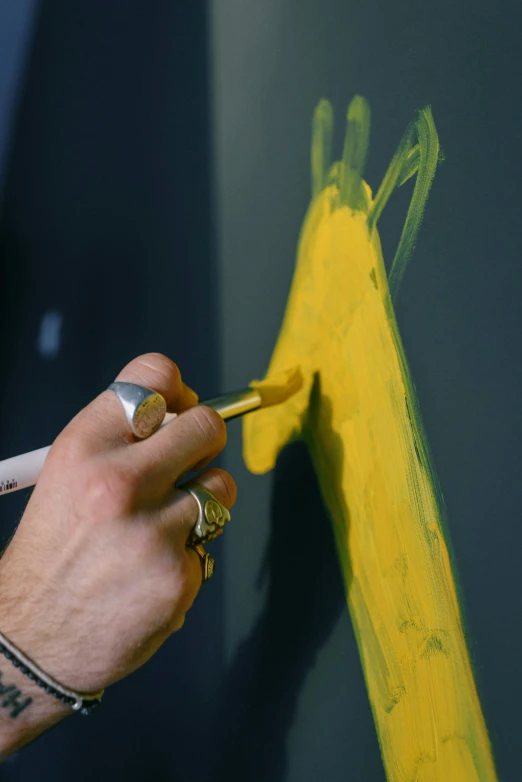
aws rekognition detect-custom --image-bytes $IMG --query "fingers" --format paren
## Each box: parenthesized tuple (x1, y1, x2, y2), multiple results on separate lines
(161, 467, 236, 625)
(63, 353, 199, 456)
(186, 547, 205, 588)
(113, 353, 198, 413)
(128, 405, 228, 493)
(155, 467, 237, 543)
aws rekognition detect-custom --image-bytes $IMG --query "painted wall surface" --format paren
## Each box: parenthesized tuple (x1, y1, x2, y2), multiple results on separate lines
(0, 0, 520, 780)
(212, 1, 522, 780)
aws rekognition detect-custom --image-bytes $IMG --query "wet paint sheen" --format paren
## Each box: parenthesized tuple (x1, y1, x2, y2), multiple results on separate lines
(243, 97, 497, 781)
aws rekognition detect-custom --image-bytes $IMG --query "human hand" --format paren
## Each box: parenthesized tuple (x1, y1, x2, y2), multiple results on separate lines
(0, 353, 236, 702)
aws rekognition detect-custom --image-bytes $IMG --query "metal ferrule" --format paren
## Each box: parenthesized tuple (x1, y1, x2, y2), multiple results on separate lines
(202, 387, 262, 421)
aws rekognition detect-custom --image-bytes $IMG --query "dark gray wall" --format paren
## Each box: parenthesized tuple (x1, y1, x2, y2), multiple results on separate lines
(0, 0, 520, 780)
(213, 1, 522, 780)
(0, 2, 222, 780)
(0, 0, 39, 191)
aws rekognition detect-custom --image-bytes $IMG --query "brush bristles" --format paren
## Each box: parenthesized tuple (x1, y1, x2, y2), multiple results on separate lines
(249, 365, 303, 408)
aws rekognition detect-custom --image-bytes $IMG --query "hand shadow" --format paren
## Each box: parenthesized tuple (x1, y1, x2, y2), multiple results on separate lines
(211, 385, 350, 782)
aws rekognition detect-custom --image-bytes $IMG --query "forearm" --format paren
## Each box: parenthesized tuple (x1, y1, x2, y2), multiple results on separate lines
(0, 564, 99, 761)
(0, 567, 78, 760)
(0, 662, 70, 761)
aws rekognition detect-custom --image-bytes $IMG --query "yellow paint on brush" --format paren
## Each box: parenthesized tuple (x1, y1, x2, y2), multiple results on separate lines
(243, 97, 497, 781)
(249, 365, 304, 407)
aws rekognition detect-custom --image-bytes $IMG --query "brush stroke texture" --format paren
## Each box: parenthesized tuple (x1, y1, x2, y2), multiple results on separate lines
(242, 97, 497, 782)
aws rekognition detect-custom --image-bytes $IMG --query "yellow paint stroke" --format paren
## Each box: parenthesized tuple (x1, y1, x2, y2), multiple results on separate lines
(243, 97, 497, 781)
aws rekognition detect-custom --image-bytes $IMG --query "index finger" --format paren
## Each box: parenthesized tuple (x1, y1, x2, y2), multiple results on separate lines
(63, 353, 199, 455)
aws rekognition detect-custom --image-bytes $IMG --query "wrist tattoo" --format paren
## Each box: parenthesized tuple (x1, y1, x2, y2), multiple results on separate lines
(0, 634, 104, 716)
(0, 670, 32, 719)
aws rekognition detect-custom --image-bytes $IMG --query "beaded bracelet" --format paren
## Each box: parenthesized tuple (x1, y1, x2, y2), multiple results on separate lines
(0, 631, 104, 716)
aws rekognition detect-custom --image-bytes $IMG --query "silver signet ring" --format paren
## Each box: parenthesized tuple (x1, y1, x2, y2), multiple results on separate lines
(108, 382, 167, 439)
(182, 481, 231, 546)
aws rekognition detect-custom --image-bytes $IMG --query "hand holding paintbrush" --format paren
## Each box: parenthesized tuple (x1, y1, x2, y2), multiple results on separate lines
(0, 364, 302, 496)
(0, 353, 301, 760)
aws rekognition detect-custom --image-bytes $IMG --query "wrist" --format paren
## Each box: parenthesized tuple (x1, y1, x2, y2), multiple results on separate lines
(0, 594, 104, 763)
(0, 557, 110, 694)
(0, 658, 70, 761)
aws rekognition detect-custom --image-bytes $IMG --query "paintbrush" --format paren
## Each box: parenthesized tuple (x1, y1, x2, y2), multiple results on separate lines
(164, 365, 303, 423)
(0, 366, 303, 497)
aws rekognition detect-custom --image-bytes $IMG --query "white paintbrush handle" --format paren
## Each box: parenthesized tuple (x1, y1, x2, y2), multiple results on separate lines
(0, 446, 51, 496)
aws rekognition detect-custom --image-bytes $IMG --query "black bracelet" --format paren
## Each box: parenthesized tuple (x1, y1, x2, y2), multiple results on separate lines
(0, 632, 104, 716)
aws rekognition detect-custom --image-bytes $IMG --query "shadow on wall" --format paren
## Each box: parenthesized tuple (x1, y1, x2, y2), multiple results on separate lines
(212, 437, 347, 782)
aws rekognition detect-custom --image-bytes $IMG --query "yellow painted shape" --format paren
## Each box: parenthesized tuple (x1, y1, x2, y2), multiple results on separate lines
(243, 98, 497, 781)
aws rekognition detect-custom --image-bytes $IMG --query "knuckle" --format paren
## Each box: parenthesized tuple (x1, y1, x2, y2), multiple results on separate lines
(187, 406, 226, 451)
(172, 564, 192, 605)
(139, 353, 181, 384)
(82, 461, 136, 519)
(171, 613, 186, 633)
(118, 353, 182, 391)
(157, 558, 196, 626)
(50, 427, 89, 465)
(210, 469, 237, 507)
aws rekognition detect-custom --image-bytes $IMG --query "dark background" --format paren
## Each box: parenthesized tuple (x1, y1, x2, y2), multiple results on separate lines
(0, 1, 520, 780)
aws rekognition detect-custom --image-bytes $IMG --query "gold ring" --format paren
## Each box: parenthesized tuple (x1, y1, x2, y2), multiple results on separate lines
(190, 543, 215, 583)
(181, 480, 231, 546)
